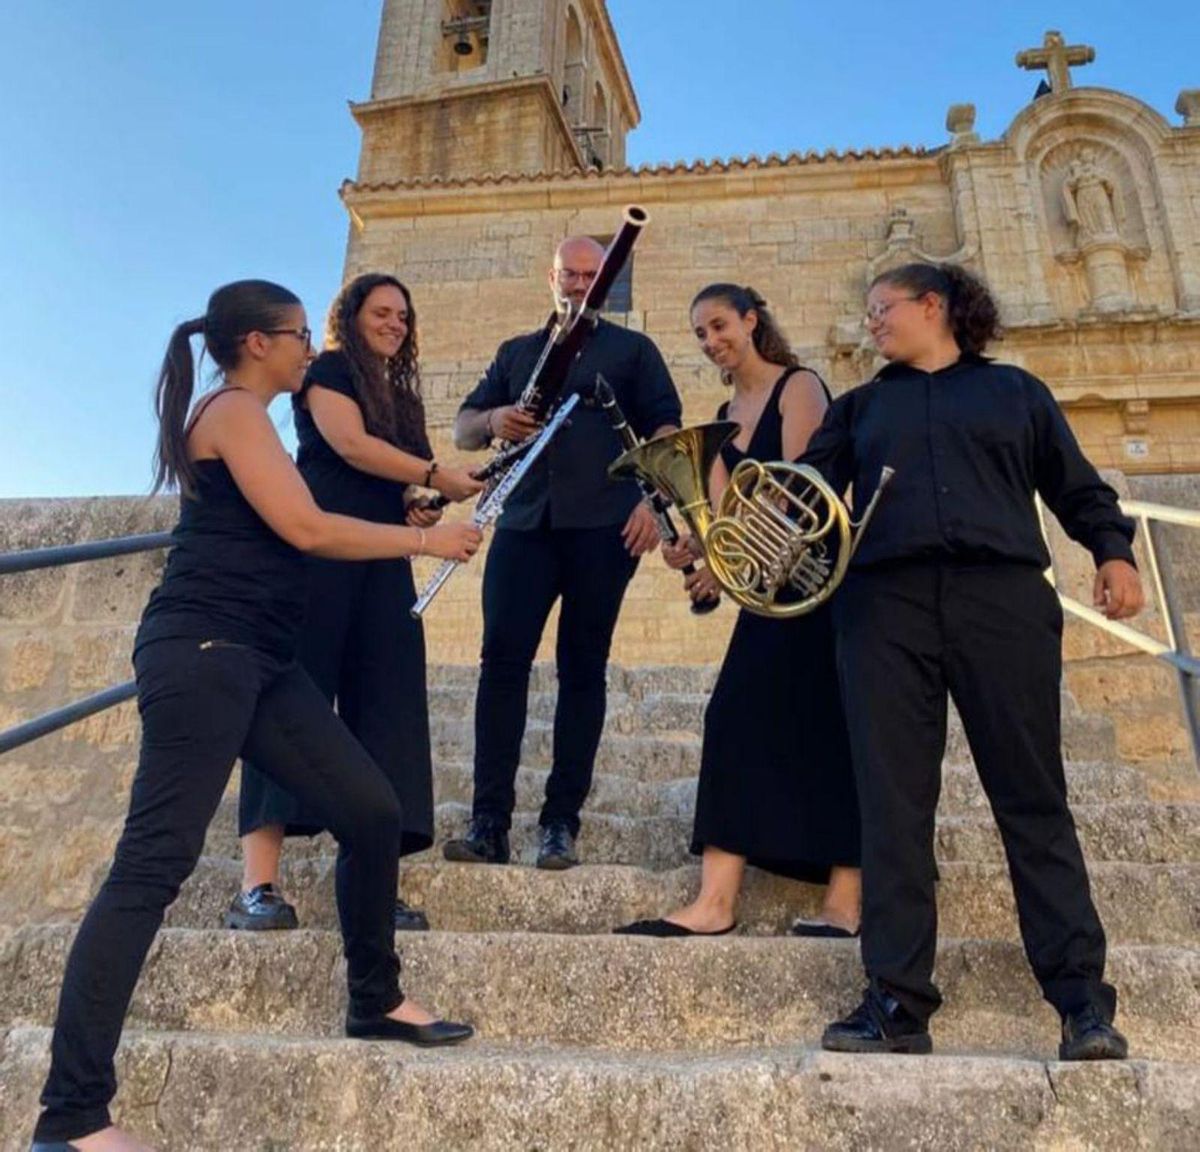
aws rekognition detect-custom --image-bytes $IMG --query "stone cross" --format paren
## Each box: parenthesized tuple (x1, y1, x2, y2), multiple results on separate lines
(1016, 30, 1095, 93)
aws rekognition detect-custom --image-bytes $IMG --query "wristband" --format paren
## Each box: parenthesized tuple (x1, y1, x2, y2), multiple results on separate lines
(423, 460, 439, 488)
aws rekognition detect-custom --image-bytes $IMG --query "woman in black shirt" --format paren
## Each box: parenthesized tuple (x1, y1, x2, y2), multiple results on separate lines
(233, 275, 482, 934)
(807, 263, 1144, 1061)
(32, 280, 480, 1151)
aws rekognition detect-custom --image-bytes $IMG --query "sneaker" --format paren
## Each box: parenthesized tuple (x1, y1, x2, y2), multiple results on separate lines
(224, 883, 299, 931)
(821, 988, 932, 1055)
(536, 821, 579, 870)
(443, 818, 511, 865)
(394, 897, 430, 932)
(1059, 1005, 1128, 1061)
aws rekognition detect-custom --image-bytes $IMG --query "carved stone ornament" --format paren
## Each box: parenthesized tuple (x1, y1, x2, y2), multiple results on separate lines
(1041, 142, 1149, 315)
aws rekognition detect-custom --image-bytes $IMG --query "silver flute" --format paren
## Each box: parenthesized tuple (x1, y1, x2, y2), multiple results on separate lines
(410, 393, 581, 618)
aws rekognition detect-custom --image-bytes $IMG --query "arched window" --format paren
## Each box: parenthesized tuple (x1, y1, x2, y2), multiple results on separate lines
(590, 83, 610, 168)
(439, 0, 491, 73)
(563, 6, 585, 127)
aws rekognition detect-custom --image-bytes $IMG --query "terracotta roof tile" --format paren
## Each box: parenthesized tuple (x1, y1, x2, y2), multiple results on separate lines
(342, 145, 930, 194)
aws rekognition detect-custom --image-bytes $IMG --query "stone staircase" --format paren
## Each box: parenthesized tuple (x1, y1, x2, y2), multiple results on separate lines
(2, 662, 1199, 1149)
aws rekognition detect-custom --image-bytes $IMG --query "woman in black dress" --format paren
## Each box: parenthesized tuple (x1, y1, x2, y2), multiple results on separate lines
(232, 274, 483, 933)
(615, 284, 861, 938)
(31, 280, 479, 1152)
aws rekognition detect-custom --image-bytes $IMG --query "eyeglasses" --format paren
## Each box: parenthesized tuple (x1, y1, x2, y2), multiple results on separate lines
(864, 297, 920, 325)
(261, 326, 312, 347)
(555, 267, 599, 284)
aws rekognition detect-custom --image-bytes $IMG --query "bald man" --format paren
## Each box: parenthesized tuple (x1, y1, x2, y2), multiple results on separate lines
(445, 236, 682, 870)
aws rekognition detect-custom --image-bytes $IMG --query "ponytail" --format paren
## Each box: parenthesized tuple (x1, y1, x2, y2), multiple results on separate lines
(153, 317, 205, 497)
(870, 262, 1000, 356)
(690, 282, 799, 384)
(150, 279, 301, 497)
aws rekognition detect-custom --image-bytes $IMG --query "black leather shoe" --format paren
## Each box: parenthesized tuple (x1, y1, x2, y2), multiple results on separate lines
(224, 883, 299, 931)
(536, 821, 579, 870)
(821, 990, 933, 1055)
(394, 897, 430, 932)
(1059, 1005, 1128, 1061)
(346, 1012, 474, 1046)
(443, 819, 510, 865)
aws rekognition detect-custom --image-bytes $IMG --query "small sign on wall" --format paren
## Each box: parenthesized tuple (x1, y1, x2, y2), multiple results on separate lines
(1123, 438, 1150, 460)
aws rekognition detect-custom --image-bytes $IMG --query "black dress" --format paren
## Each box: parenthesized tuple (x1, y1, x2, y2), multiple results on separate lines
(238, 350, 434, 856)
(690, 368, 860, 882)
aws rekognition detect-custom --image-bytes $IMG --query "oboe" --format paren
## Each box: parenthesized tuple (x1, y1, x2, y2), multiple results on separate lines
(592, 374, 719, 615)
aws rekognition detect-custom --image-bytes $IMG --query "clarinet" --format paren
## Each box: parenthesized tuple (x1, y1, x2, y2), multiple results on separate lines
(593, 374, 719, 616)
(411, 394, 581, 618)
(424, 204, 649, 510)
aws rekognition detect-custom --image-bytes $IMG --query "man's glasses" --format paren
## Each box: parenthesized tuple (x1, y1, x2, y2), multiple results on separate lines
(555, 268, 599, 285)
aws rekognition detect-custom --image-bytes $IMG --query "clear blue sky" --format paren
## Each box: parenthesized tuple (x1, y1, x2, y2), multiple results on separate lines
(1, 1, 1195, 497)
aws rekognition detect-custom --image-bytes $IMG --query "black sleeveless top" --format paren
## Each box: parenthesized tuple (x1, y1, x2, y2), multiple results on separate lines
(294, 349, 429, 524)
(136, 458, 306, 660)
(717, 366, 831, 470)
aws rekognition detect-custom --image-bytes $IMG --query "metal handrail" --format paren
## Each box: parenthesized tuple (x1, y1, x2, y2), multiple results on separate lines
(1045, 497, 1200, 767)
(0, 530, 171, 755)
(2, 498, 1200, 763)
(0, 532, 174, 576)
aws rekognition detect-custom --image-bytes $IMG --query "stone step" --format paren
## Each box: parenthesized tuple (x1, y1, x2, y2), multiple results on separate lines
(10, 1025, 1198, 1152)
(1, 1027, 1196, 1152)
(427, 758, 1149, 819)
(202, 799, 1200, 869)
(169, 857, 1200, 948)
(5, 927, 1197, 1063)
(428, 700, 1118, 769)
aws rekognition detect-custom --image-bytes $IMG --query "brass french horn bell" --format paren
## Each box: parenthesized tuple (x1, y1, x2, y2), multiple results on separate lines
(610, 423, 892, 619)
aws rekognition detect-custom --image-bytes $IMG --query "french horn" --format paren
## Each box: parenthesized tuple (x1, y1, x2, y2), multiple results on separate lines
(609, 422, 893, 618)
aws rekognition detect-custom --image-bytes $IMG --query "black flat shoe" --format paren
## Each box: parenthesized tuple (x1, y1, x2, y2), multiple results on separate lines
(346, 1013, 474, 1046)
(789, 919, 860, 939)
(613, 917, 737, 937)
(821, 990, 932, 1055)
(394, 897, 430, 932)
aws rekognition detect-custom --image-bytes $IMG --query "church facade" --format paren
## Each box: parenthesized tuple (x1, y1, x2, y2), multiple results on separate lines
(339, 1, 1200, 662)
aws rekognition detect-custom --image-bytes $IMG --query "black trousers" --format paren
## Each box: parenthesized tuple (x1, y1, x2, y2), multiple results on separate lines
(35, 639, 404, 1142)
(472, 522, 638, 835)
(833, 562, 1114, 1025)
(239, 555, 434, 856)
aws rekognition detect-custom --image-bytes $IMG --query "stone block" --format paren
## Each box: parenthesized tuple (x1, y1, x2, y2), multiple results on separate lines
(2, 637, 55, 693)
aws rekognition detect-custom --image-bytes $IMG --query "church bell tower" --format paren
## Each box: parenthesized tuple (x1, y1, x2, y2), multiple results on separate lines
(354, 0, 639, 184)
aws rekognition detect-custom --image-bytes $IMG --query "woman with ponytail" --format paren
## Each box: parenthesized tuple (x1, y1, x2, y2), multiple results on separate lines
(31, 281, 481, 1152)
(805, 263, 1144, 1061)
(615, 283, 861, 939)
(232, 274, 483, 935)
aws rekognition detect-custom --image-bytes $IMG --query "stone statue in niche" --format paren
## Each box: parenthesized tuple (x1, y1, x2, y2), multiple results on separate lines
(1062, 148, 1124, 246)
(1046, 143, 1149, 316)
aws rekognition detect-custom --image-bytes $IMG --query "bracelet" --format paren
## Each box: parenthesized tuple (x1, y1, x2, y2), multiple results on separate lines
(423, 460, 438, 488)
(416, 527, 427, 556)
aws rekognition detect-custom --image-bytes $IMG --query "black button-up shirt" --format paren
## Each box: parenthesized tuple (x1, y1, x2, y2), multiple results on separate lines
(460, 318, 682, 531)
(800, 354, 1136, 570)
